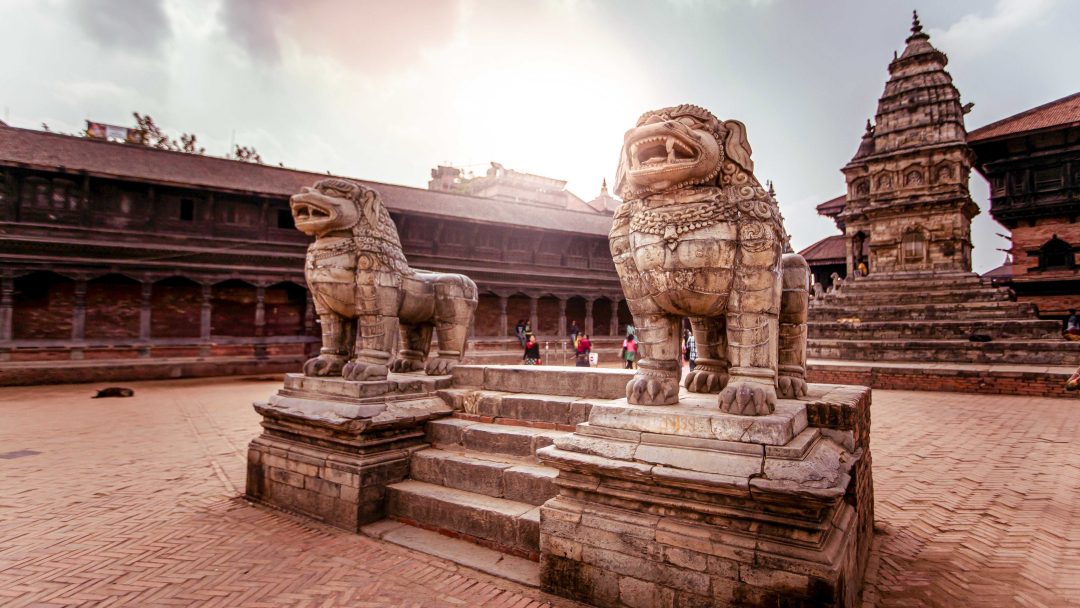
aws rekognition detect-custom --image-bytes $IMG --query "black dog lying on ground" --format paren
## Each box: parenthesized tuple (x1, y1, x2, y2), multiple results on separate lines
(92, 387, 134, 398)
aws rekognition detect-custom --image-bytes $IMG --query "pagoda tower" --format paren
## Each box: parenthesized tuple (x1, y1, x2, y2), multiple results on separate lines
(839, 11, 979, 276)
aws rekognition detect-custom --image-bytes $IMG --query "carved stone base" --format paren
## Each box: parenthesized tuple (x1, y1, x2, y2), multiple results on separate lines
(538, 385, 873, 608)
(245, 372, 453, 531)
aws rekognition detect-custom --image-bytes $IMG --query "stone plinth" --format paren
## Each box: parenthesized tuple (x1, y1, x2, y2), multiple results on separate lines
(246, 372, 453, 531)
(537, 384, 873, 608)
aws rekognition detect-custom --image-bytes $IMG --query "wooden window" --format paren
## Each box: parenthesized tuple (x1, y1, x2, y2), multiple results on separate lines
(1034, 168, 1062, 192)
(276, 208, 294, 229)
(179, 198, 195, 221)
(1039, 236, 1073, 269)
(901, 231, 925, 262)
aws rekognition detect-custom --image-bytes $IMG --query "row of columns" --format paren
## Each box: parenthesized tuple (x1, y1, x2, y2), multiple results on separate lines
(493, 294, 623, 338)
(0, 276, 315, 345)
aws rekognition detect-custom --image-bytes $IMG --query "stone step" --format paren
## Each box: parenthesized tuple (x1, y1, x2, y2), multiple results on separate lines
(426, 418, 570, 460)
(836, 274, 986, 292)
(437, 388, 595, 427)
(386, 479, 541, 559)
(450, 364, 631, 399)
(808, 338, 1080, 365)
(807, 319, 1060, 340)
(409, 448, 558, 506)
(821, 288, 1011, 305)
(362, 519, 540, 587)
(809, 301, 1038, 322)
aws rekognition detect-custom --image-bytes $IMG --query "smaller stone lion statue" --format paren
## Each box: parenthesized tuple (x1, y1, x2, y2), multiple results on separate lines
(291, 178, 478, 381)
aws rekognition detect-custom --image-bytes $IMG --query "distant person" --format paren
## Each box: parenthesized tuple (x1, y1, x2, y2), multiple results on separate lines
(523, 335, 541, 365)
(514, 319, 527, 347)
(1067, 310, 1080, 335)
(575, 334, 592, 367)
(569, 321, 580, 345)
(621, 333, 638, 369)
(857, 261, 869, 277)
(686, 333, 697, 371)
(625, 323, 636, 339)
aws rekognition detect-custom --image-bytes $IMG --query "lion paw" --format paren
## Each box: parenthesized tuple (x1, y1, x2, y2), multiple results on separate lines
(719, 381, 776, 416)
(683, 367, 728, 394)
(303, 355, 345, 377)
(424, 357, 457, 376)
(342, 360, 389, 382)
(390, 358, 425, 373)
(777, 374, 808, 399)
(626, 374, 680, 406)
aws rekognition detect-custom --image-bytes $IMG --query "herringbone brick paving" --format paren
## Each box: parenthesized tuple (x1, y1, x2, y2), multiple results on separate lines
(0, 377, 1077, 606)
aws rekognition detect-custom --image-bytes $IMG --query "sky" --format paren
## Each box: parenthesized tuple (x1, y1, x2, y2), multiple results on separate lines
(1, 0, 1077, 273)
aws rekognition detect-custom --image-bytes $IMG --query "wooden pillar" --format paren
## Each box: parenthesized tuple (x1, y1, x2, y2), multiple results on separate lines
(558, 297, 567, 337)
(0, 275, 13, 342)
(70, 278, 87, 360)
(609, 297, 620, 337)
(200, 284, 213, 340)
(254, 285, 267, 337)
(139, 281, 152, 357)
(303, 289, 316, 336)
(584, 297, 595, 336)
(497, 295, 508, 337)
(529, 296, 539, 336)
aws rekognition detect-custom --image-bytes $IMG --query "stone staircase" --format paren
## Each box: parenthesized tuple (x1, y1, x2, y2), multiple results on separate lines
(808, 271, 1078, 365)
(378, 366, 627, 573)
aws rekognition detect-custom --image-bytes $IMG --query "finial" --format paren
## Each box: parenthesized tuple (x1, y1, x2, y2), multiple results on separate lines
(767, 180, 776, 197)
(601, 178, 608, 194)
(911, 10, 922, 35)
(865, 119, 872, 133)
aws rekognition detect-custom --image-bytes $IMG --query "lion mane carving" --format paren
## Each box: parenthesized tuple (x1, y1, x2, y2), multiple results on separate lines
(291, 178, 478, 381)
(610, 104, 810, 415)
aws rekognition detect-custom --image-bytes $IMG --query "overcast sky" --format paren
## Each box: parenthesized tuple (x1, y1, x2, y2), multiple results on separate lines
(2, 0, 1077, 272)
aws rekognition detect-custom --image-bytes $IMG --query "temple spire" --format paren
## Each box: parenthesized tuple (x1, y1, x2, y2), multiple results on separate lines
(906, 9, 929, 42)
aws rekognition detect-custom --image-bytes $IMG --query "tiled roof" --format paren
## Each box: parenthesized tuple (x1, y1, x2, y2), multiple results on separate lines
(981, 264, 1014, 279)
(968, 92, 1080, 143)
(816, 194, 846, 216)
(0, 127, 613, 236)
(799, 234, 846, 263)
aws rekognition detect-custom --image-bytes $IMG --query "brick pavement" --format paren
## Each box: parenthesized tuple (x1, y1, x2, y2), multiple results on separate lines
(0, 377, 1077, 607)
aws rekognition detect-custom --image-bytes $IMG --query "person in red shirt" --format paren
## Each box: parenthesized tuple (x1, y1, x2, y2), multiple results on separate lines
(575, 334, 592, 367)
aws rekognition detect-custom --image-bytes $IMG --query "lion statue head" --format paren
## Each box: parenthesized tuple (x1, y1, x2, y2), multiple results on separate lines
(613, 104, 756, 201)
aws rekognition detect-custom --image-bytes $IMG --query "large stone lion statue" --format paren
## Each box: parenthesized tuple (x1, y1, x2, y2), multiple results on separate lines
(290, 178, 478, 381)
(610, 104, 809, 415)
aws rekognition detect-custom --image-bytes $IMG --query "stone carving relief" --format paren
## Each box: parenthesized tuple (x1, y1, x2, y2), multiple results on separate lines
(610, 104, 810, 415)
(291, 178, 478, 381)
(905, 168, 924, 186)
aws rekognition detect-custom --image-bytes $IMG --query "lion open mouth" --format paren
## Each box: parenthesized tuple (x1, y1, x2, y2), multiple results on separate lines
(629, 135, 697, 172)
(291, 201, 331, 222)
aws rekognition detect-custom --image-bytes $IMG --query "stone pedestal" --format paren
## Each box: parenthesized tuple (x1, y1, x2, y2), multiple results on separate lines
(537, 384, 873, 608)
(246, 372, 453, 531)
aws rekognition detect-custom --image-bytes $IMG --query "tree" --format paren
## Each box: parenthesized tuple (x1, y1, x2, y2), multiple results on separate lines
(233, 144, 263, 164)
(179, 133, 205, 154)
(133, 112, 176, 150)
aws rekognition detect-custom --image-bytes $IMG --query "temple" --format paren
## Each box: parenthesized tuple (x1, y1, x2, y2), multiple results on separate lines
(969, 92, 1080, 318)
(838, 12, 978, 277)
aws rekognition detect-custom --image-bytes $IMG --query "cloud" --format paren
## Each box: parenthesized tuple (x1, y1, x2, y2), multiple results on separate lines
(69, 0, 172, 55)
(934, 0, 1057, 57)
(218, 0, 460, 72)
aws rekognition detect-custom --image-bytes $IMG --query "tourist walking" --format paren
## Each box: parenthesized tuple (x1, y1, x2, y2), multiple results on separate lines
(575, 334, 592, 367)
(621, 333, 638, 369)
(514, 319, 527, 347)
(522, 335, 541, 365)
(569, 321, 580, 346)
(1067, 309, 1080, 336)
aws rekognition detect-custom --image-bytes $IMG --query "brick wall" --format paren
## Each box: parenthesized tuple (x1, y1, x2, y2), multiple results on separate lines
(85, 275, 140, 339)
(807, 365, 1073, 399)
(1010, 218, 1080, 275)
(474, 294, 501, 336)
(12, 272, 74, 340)
(151, 278, 201, 338)
(264, 284, 305, 337)
(211, 282, 256, 337)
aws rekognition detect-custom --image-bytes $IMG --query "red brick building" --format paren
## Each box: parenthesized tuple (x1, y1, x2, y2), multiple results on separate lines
(969, 92, 1080, 318)
(0, 125, 628, 384)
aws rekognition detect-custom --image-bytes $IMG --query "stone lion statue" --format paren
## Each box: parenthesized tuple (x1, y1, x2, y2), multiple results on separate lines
(610, 105, 809, 415)
(291, 178, 478, 381)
